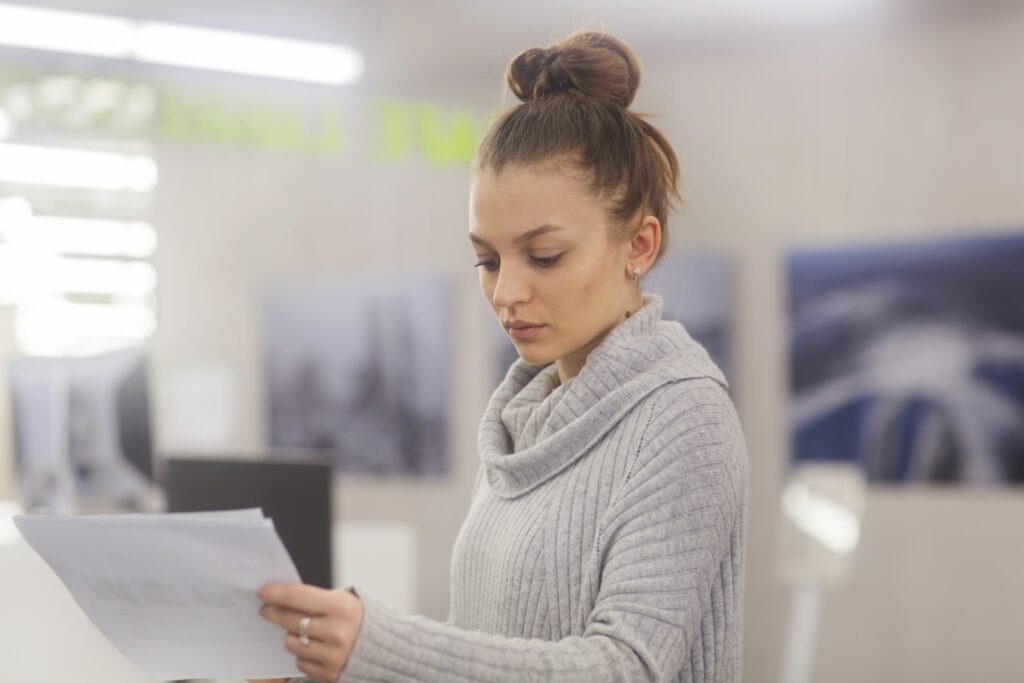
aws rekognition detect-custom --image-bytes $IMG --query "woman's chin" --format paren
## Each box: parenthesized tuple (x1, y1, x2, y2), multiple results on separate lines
(516, 346, 554, 365)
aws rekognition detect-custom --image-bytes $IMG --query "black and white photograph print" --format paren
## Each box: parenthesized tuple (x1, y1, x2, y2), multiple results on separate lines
(263, 274, 452, 476)
(8, 347, 155, 512)
(786, 231, 1024, 486)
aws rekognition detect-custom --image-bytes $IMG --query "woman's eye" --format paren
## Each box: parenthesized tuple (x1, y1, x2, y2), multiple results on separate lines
(533, 253, 564, 267)
(473, 253, 564, 272)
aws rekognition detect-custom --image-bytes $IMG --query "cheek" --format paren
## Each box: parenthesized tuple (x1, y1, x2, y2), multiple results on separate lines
(577, 255, 613, 298)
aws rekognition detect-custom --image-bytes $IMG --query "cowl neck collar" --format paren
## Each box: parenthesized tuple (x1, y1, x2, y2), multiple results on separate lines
(478, 292, 729, 499)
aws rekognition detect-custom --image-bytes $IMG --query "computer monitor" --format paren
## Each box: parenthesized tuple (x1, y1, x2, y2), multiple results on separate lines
(163, 456, 334, 589)
(8, 347, 154, 512)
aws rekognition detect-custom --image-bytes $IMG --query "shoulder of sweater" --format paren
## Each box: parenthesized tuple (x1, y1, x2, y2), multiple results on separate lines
(603, 376, 748, 535)
(636, 376, 747, 469)
(646, 374, 734, 425)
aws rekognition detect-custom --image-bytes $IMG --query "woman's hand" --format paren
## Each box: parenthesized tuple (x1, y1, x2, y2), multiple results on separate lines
(256, 582, 365, 683)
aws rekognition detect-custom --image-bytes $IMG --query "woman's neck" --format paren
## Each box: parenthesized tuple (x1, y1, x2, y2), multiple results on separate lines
(555, 290, 643, 385)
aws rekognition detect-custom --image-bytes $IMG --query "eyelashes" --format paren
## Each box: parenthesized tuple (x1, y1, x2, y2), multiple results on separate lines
(474, 253, 565, 272)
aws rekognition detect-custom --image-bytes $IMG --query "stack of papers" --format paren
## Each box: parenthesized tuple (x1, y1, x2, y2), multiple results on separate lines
(13, 508, 303, 681)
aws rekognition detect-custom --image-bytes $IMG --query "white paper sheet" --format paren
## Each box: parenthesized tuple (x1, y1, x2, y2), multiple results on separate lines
(13, 509, 304, 681)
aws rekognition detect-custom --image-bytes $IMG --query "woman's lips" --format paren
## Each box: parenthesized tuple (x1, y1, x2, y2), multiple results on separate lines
(509, 324, 545, 341)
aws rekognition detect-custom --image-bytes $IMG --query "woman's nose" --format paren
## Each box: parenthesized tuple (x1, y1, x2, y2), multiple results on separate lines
(491, 263, 530, 309)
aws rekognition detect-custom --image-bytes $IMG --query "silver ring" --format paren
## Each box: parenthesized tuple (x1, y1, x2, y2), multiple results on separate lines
(298, 615, 311, 646)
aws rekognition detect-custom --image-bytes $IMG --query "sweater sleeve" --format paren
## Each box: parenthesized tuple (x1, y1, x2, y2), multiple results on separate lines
(287, 465, 491, 683)
(334, 387, 748, 683)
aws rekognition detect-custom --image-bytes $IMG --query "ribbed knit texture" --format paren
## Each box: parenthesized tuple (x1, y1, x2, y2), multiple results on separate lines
(294, 291, 749, 683)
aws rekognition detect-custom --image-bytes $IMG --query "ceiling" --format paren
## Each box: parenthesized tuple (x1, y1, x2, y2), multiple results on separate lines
(9, 0, 1019, 101)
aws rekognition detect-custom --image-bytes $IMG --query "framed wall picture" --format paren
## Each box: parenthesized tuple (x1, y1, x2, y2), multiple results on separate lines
(786, 231, 1024, 485)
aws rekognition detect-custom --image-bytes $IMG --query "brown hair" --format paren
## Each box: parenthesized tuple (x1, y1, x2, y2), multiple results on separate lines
(472, 30, 683, 267)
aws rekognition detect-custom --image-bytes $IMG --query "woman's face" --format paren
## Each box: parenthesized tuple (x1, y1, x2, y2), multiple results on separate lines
(468, 161, 640, 371)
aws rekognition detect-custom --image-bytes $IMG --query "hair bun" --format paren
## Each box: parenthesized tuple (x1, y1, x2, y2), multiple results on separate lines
(506, 30, 641, 108)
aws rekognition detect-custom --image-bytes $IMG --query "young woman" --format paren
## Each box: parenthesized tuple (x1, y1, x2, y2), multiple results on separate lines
(257, 29, 749, 683)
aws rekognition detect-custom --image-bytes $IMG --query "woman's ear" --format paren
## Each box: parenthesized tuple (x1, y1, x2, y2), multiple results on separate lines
(626, 214, 660, 276)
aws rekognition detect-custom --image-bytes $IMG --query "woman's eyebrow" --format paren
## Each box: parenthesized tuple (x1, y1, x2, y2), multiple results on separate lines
(468, 224, 565, 248)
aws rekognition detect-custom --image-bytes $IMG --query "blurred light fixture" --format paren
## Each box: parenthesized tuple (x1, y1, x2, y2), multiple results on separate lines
(0, 246, 157, 297)
(781, 481, 860, 554)
(0, 195, 31, 222)
(14, 300, 156, 356)
(0, 213, 158, 258)
(0, 194, 159, 355)
(0, 3, 132, 58)
(0, 3, 364, 86)
(0, 143, 157, 192)
(133, 23, 364, 85)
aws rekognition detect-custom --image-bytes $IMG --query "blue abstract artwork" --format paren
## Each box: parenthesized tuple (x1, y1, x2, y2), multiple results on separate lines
(786, 231, 1024, 485)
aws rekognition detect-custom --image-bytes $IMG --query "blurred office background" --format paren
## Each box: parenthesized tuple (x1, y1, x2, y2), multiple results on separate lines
(0, 0, 1022, 681)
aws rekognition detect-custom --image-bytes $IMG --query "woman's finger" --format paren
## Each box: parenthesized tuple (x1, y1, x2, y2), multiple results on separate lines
(258, 582, 342, 615)
(282, 632, 342, 668)
(295, 656, 340, 683)
(259, 605, 337, 642)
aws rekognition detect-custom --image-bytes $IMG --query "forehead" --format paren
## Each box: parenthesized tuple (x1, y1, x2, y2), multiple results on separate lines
(469, 161, 606, 233)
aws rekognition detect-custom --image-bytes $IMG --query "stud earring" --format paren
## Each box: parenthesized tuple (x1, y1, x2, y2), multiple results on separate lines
(632, 266, 640, 282)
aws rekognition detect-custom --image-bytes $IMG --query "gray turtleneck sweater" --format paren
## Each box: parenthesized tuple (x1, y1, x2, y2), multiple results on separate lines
(320, 291, 749, 682)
